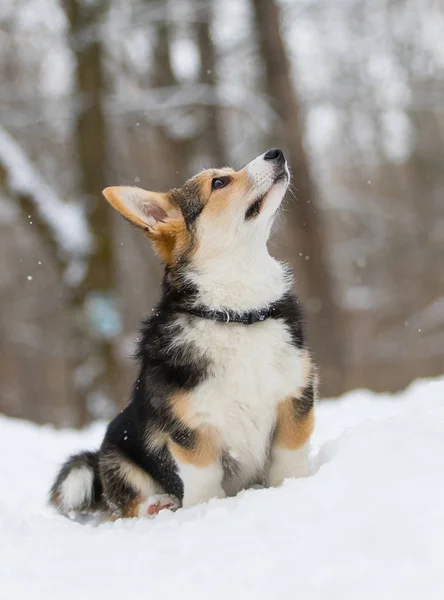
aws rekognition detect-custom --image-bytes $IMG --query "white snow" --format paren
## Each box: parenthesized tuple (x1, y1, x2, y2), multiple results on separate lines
(1, 377, 443, 599)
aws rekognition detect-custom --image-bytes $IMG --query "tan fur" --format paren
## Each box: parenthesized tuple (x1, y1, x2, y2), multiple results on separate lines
(103, 186, 191, 265)
(170, 392, 201, 428)
(168, 392, 220, 467)
(100, 450, 162, 499)
(51, 489, 61, 508)
(144, 429, 169, 453)
(119, 497, 143, 519)
(193, 167, 236, 198)
(199, 168, 250, 219)
(147, 217, 192, 265)
(168, 430, 219, 467)
(274, 401, 315, 450)
(102, 187, 169, 229)
(102, 497, 143, 521)
(119, 455, 162, 496)
(272, 352, 316, 450)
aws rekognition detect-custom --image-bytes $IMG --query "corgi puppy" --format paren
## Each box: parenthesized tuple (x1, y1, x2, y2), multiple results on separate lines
(50, 148, 317, 518)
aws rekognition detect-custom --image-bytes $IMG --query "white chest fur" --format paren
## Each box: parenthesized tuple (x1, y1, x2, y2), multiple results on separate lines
(176, 314, 307, 492)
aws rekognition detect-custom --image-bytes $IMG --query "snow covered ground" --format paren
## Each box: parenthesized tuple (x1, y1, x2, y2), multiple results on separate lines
(1, 378, 443, 600)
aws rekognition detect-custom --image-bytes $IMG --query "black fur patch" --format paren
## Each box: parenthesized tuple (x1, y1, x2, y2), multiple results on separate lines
(102, 408, 185, 503)
(245, 195, 265, 220)
(293, 381, 315, 420)
(221, 451, 241, 480)
(97, 270, 211, 505)
(271, 293, 305, 348)
(170, 180, 205, 228)
(135, 276, 210, 399)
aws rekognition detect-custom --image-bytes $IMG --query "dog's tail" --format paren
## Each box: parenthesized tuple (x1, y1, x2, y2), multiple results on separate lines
(49, 451, 103, 515)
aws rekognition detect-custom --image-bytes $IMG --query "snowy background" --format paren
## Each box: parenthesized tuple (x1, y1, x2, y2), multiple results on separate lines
(1, 2, 444, 594)
(1, 0, 443, 426)
(1, 377, 443, 599)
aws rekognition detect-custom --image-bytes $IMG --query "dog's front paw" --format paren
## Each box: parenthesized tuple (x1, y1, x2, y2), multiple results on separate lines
(139, 494, 181, 517)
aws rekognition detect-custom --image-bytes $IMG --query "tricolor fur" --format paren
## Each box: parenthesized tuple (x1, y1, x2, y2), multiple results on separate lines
(50, 149, 318, 519)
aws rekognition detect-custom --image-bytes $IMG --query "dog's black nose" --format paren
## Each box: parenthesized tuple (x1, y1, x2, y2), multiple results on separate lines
(264, 148, 284, 162)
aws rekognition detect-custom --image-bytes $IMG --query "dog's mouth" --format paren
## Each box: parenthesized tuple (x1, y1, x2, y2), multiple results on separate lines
(245, 193, 266, 220)
(245, 167, 289, 221)
(273, 167, 289, 184)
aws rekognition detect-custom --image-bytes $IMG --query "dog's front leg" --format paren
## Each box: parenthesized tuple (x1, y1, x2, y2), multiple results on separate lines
(267, 385, 315, 487)
(168, 429, 225, 509)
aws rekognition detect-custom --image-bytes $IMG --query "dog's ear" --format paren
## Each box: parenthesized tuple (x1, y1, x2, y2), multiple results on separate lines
(102, 186, 180, 232)
(103, 186, 188, 264)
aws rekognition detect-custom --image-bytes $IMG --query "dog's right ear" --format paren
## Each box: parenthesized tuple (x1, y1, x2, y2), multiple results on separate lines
(102, 186, 180, 232)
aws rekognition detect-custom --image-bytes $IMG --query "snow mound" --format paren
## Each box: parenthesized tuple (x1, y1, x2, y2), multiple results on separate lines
(1, 378, 443, 600)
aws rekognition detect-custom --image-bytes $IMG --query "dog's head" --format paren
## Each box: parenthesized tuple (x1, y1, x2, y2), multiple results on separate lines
(103, 149, 289, 267)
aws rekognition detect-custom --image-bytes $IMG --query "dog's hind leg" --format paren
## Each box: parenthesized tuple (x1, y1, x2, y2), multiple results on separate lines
(267, 383, 315, 487)
(99, 444, 179, 518)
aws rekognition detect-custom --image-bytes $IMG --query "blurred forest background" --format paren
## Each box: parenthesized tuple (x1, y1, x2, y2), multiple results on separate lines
(0, 0, 443, 427)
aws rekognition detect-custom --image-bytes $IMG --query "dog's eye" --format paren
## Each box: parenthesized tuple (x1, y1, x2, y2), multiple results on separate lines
(211, 177, 228, 190)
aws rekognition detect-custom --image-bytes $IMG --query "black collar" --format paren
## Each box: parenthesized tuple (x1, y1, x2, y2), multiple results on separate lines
(178, 302, 279, 325)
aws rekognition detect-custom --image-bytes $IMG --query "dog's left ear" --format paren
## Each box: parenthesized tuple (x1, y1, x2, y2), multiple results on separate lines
(102, 186, 180, 232)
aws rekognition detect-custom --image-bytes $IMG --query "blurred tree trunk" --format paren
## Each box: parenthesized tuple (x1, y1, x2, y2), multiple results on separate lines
(251, 0, 344, 396)
(194, 1, 228, 167)
(64, 0, 121, 425)
(148, 4, 190, 188)
(0, 136, 75, 425)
